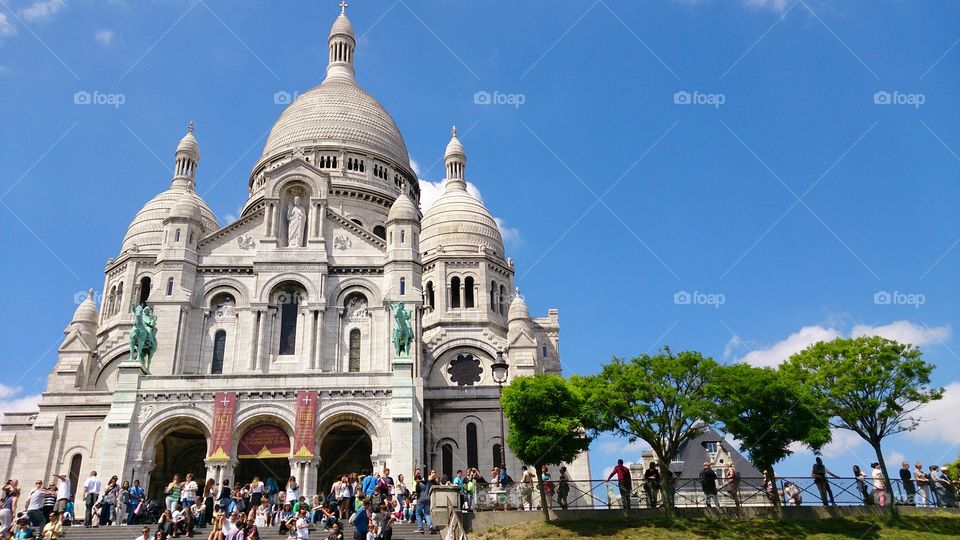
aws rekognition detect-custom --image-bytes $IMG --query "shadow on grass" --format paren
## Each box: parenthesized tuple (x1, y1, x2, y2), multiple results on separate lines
(544, 513, 960, 539)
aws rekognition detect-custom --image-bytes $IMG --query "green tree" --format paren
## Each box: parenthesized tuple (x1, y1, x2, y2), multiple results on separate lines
(501, 374, 592, 521)
(783, 336, 944, 517)
(714, 363, 831, 508)
(578, 347, 720, 516)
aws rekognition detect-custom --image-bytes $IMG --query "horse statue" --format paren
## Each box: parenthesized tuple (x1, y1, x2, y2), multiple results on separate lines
(129, 303, 158, 373)
(390, 301, 413, 358)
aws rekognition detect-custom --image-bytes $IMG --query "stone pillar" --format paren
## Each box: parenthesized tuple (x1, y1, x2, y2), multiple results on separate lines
(98, 360, 146, 486)
(139, 460, 156, 495)
(296, 458, 320, 497)
(249, 309, 262, 371)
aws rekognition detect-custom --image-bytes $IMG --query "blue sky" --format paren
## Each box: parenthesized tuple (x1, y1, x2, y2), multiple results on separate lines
(1, 0, 959, 480)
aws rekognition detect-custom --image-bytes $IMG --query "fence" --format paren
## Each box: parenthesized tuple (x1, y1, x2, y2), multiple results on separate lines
(467, 476, 960, 511)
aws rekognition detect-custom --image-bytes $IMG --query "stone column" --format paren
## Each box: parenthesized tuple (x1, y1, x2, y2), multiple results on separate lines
(297, 458, 320, 497)
(249, 309, 262, 371)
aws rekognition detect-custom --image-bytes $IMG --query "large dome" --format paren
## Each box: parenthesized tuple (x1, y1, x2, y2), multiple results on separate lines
(421, 179, 504, 257)
(121, 186, 218, 254)
(261, 79, 410, 168)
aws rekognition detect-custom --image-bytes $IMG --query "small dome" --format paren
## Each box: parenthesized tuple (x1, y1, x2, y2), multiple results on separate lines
(421, 179, 503, 257)
(176, 130, 199, 160)
(508, 288, 530, 321)
(387, 192, 419, 222)
(122, 186, 218, 254)
(71, 289, 98, 325)
(330, 13, 353, 38)
(445, 128, 464, 159)
(168, 196, 203, 222)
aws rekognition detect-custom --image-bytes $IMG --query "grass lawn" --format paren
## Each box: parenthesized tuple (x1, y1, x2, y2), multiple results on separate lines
(472, 512, 960, 539)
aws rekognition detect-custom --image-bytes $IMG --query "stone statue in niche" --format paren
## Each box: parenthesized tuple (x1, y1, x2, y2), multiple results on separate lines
(215, 299, 236, 322)
(286, 195, 305, 247)
(347, 297, 367, 320)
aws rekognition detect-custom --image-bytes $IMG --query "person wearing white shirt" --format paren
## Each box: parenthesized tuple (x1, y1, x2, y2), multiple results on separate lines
(171, 503, 185, 536)
(82, 471, 102, 528)
(133, 525, 151, 539)
(871, 462, 887, 506)
(222, 511, 238, 536)
(52, 474, 71, 514)
(295, 508, 310, 539)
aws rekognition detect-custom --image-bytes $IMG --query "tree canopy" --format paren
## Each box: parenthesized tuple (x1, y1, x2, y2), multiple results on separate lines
(714, 363, 831, 478)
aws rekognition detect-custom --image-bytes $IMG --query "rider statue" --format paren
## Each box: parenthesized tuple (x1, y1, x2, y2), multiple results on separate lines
(129, 302, 158, 373)
(390, 301, 413, 358)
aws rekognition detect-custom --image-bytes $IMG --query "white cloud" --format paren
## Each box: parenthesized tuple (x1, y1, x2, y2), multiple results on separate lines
(95, 29, 114, 46)
(417, 178, 520, 245)
(0, 12, 16, 37)
(0, 386, 41, 425)
(739, 326, 841, 367)
(850, 321, 950, 347)
(737, 321, 951, 367)
(18, 0, 66, 23)
(909, 381, 960, 446)
(409, 159, 421, 177)
(743, 0, 790, 11)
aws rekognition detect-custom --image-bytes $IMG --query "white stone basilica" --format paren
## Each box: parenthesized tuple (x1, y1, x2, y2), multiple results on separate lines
(0, 6, 589, 503)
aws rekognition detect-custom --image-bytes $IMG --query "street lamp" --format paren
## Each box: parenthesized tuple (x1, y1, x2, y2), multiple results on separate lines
(492, 350, 509, 471)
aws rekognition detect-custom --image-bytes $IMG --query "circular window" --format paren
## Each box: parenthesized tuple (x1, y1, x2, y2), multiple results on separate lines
(447, 353, 483, 386)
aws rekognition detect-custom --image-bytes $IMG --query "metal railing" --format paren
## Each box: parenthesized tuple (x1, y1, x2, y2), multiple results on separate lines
(463, 477, 960, 511)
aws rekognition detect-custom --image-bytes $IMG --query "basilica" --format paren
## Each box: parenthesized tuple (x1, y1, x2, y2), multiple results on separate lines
(0, 7, 589, 502)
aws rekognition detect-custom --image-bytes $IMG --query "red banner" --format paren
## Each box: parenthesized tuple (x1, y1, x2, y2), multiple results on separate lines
(208, 392, 237, 461)
(293, 390, 318, 458)
(237, 425, 290, 459)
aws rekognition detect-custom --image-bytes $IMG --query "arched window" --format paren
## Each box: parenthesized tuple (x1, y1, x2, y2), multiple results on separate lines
(400, 230, 405, 244)
(175, 228, 181, 242)
(108, 286, 117, 316)
(542, 345, 548, 358)
(68, 454, 82, 499)
(115, 282, 123, 314)
(441, 444, 453, 482)
(425, 282, 435, 310)
(490, 281, 497, 313)
(450, 277, 461, 309)
(464, 277, 475, 308)
(349, 329, 361, 372)
(399, 278, 406, 296)
(211, 330, 226, 374)
(466, 423, 479, 469)
(278, 288, 300, 355)
(492, 444, 503, 469)
(188, 231, 194, 244)
(138, 277, 151, 306)
(373, 225, 386, 240)
(166, 278, 174, 296)
(499, 285, 507, 316)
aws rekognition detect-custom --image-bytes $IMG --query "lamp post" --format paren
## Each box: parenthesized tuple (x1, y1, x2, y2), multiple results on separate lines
(491, 350, 509, 472)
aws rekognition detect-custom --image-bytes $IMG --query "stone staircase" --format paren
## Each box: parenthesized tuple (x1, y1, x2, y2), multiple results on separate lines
(57, 520, 431, 539)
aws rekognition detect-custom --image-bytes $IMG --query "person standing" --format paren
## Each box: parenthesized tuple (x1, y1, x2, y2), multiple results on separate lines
(249, 477, 263, 509)
(285, 477, 300, 508)
(557, 466, 572, 511)
(722, 465, 741, 508)
(606, 459, 632, 510)
(117, 481, 131, 526)
(349, 500, 370, 540)
(129, 479, 145, 525)
(82, 471, 101, 528)
(165, 475, 181, 514)
(915, 463, 931, 507)
(811, 457, 837, 506)
(181, 474, 198, 519)
(26, 480, 47, 529)
(698, 463, 719, 508)
(51, 475, 70, 517)
(929, 465, 947, 507)
(414, 473, 433, 534)
(852, 465, 870, 504)
(899, 461, 916, 506)
(643, 462, 660, 508)
(101, 476, 120, 526)
(41, 484, 56, 524)
(871, 463, 886, 506)
(1, 480, 19, 537)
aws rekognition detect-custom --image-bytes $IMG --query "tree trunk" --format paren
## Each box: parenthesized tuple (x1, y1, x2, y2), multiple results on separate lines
(873, 442, 899, 520)
(768, 466, 784, 519)
(535, 463, 551, 522)
(658, 462, 674, 519)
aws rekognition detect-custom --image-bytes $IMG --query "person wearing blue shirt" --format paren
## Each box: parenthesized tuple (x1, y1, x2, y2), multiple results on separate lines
(361, 474, 378, 498)
(127, 479, 144, 525)
(351, 499, 371, 540)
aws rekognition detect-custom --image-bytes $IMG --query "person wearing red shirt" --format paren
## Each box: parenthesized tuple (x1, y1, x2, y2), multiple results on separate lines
(606, 459, 633, 510)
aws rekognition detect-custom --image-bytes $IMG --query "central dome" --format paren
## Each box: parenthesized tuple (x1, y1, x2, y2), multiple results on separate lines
(261, 79, 410, 168)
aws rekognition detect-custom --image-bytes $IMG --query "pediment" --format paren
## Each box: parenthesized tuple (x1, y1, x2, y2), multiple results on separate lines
(326, 208, 386, 252)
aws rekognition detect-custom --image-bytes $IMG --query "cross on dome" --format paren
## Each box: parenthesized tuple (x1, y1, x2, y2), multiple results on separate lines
(340, 0, 348, 14)
(451, 125, 457, 137)
(187, 120, 195, 134)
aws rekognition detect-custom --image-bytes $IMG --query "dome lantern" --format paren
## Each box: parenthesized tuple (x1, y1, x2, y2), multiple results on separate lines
(327, 1, 356, 82)
(444, 125, 467, 190)
(173, 121, 200, 189)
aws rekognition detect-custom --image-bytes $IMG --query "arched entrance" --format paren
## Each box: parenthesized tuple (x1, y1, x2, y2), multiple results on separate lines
(234, 423, 291, 489)
(149, 420, 209, 500)
(316, 425, 373, 494)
